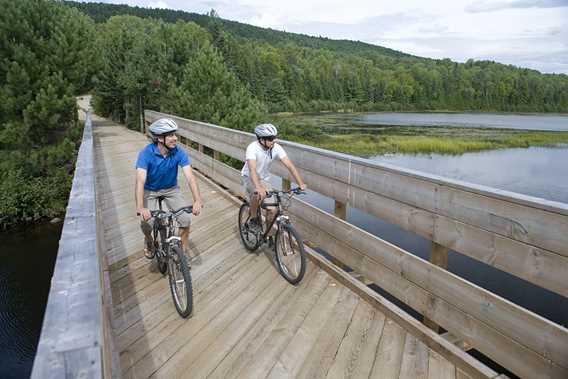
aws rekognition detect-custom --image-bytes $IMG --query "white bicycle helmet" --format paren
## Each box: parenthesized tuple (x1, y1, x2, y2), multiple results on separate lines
(149, 118, 178, 137)
(254, 123, 277, 138)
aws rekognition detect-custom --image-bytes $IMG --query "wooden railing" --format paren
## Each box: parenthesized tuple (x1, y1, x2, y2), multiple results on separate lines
(31, 111, 117, 378)
(146, 110, 568, 379)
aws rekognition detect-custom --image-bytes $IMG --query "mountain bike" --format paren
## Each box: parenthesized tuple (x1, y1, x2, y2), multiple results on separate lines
(144, 198, 194, 318)
(238, 187, 307, 284)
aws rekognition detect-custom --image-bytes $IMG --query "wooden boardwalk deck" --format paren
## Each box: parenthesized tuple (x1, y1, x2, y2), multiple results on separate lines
(94, 118, 479, 379)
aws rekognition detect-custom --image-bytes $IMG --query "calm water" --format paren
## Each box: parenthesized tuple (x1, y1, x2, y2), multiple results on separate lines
(373, 146, 568, 203)
(356, 112, 568, 131)
(0, 223, 60, 379)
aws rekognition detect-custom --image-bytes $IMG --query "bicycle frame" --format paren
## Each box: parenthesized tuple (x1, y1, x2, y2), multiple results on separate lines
(152, 199, 189, 258)
(254, 190, 295, 241)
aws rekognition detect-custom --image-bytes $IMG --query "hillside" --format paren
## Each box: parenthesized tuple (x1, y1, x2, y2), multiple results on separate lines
(63, 1, 413, 59)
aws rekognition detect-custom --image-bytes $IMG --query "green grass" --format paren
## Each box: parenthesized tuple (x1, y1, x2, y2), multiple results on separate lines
(273, 113, 568, 156)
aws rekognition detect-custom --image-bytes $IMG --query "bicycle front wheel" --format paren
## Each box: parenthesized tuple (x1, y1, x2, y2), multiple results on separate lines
(168, 246, 193, 318)
(155, 229, 167, 274)
(238, 202, 261, 251)
(275, 223, 306, 285)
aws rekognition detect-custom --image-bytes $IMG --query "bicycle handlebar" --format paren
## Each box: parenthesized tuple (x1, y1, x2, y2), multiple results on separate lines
(148, 205, 194, 218)
(265, 187, 305, 197)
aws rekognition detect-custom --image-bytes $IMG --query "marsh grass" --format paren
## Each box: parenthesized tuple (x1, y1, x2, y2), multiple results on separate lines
(274, 113, 568, 156)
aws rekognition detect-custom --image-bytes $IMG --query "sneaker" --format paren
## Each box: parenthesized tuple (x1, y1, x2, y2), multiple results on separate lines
(144, 237, 155, 259)
(246, 217, 261, 232)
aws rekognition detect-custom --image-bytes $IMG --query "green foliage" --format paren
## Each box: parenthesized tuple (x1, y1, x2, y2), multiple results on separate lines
(0, 0, 94, 228)
(65, 1, 568, 113)
(162, 45, 266, 130)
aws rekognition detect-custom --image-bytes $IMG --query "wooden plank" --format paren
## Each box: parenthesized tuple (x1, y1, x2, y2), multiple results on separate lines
(429, 350, 457, 379)
(306, 249, 498, 379)
(325, 302, 386, 379)
(399, 333, 430, 379)
(296, 289, 360, 379)
(370, 318, 407, 379)
(233, 270, 331, 379)
(265, 281, 343, 379)
(175, 264, 296, 378)
(206, 266, 318, 379)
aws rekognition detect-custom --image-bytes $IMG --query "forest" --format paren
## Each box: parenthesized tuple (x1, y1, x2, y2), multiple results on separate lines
(1, 0, 568, 227)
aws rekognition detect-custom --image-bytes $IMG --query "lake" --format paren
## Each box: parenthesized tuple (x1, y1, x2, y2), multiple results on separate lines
(0, 223, 60, 379)
(356, 112, 568, 131)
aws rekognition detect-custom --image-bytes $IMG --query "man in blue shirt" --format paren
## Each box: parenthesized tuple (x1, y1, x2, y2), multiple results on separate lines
(135, 118, 202, 258)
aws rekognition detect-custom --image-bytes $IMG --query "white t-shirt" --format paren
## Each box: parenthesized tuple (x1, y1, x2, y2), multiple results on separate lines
(241, 141, 287, 181)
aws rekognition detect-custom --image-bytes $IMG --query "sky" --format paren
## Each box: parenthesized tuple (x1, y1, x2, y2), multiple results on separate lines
(83, 0, 568, 74)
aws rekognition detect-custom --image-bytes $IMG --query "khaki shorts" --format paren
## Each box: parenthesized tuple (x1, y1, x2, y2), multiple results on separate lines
(140, 186, 191, 234)
(241, 176, 273, 198)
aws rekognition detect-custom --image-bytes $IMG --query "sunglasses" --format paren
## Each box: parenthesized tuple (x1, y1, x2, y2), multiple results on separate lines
(263, 136, 276, 141)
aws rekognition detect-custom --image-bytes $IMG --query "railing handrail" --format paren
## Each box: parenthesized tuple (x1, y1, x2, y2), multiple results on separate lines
(31, 111, 104, 378)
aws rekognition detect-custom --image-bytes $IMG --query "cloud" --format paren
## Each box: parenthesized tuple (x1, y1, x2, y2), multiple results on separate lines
(466, 0, 568, 13)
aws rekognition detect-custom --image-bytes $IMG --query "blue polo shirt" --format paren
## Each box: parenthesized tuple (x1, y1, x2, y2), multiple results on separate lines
(136, 143, 190, 191)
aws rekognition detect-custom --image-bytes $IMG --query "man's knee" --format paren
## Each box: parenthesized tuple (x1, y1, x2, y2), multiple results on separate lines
(177, 213, 191, 228)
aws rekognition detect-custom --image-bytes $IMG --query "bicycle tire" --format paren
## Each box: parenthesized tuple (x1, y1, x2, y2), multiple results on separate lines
(168, 246, 193, 318)
(238, 202, 261, 251)
(157, 234, 168, 274)
(274, 223, 306, 284)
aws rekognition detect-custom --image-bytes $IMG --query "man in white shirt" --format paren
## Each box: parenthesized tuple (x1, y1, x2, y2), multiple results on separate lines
(241, 123, 306, 233)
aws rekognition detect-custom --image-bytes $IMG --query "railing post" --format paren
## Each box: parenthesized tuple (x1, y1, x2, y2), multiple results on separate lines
(331, 201, 348, 270)
(198, 144, 204, 153)
(423, 241, 449, 332)
(334, 200, 347, 220)
(213, 150, 220, 161)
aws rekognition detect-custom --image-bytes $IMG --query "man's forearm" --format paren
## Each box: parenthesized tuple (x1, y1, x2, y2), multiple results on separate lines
(289, 165, 304, 187)
(189, 177, 201, 203)
(135, 181, 144, 209)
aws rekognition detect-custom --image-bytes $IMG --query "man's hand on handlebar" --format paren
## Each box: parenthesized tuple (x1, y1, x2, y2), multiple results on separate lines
(137, 207, 151, 221)
(254, 186, 267, 200)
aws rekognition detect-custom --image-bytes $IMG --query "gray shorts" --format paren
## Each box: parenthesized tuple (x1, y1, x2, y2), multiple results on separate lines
(241, 176, 273, 198)
(140, 186, 191, 234)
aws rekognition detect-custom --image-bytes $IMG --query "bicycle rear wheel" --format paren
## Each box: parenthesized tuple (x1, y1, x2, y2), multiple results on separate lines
(238, 202, 261, 251)
(168, 246, 193, 318)
(274, 223, 306, 284)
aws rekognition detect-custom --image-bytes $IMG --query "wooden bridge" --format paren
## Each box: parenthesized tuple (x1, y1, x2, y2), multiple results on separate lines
(31, 104, 568, 378)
